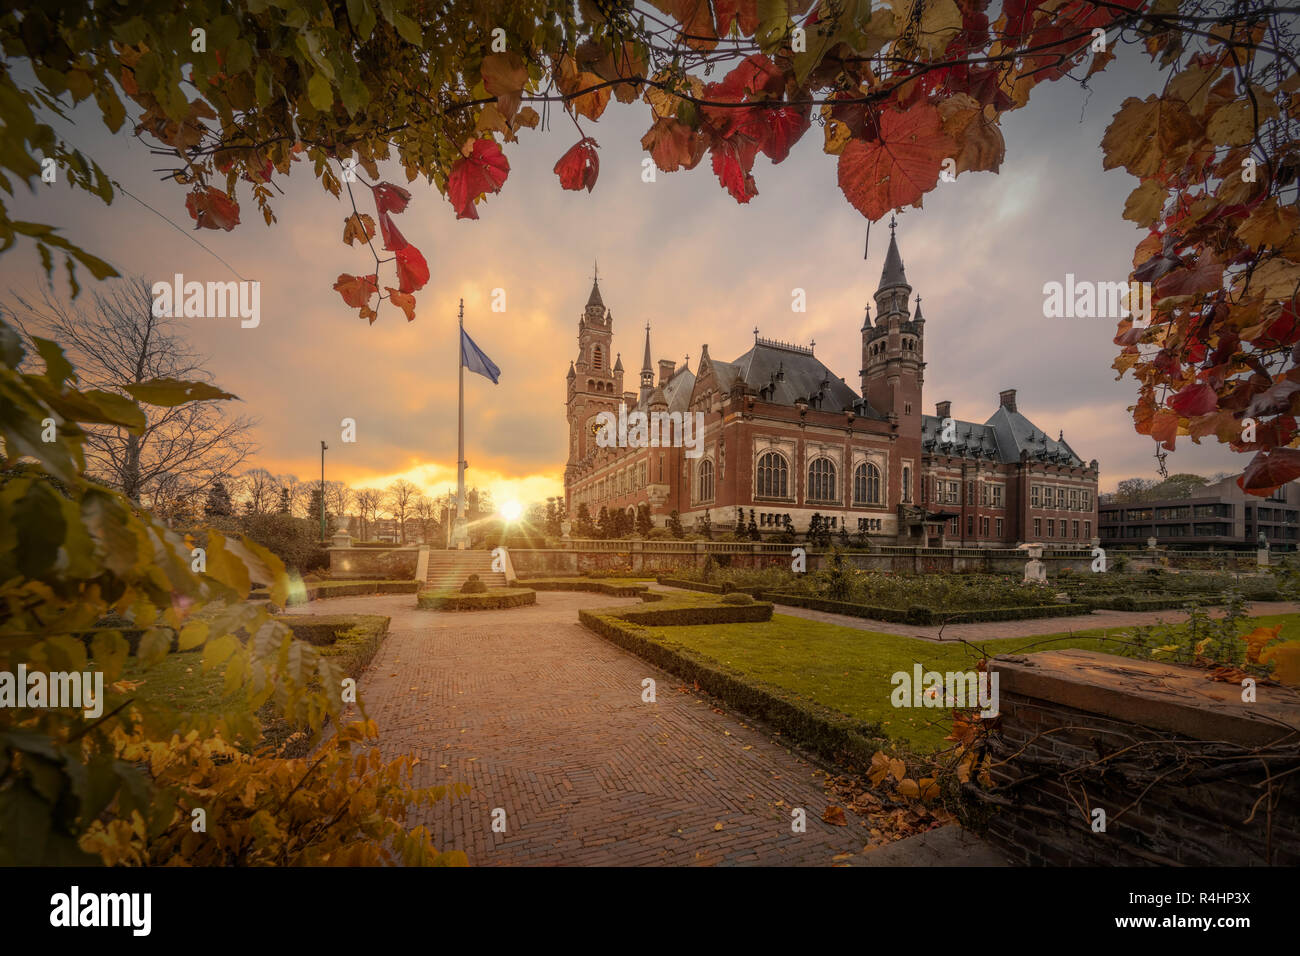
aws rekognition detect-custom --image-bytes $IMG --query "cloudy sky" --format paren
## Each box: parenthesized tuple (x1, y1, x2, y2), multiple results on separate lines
(0, 42, 1245, 508)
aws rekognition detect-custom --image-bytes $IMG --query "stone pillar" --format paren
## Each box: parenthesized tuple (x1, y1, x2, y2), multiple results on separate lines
(1023, 544, 1046, 584)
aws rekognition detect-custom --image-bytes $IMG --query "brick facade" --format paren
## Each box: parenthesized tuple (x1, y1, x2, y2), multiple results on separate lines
(565, 226, 1100, 547)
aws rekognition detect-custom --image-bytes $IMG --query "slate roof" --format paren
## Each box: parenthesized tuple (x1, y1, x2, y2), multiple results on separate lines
(724, 341, 882, 417)
(921, 405, 1085, 465)
(635, 364, 695, 413)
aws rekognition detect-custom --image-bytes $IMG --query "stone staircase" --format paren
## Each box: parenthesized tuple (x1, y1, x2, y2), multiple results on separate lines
(425, 549, 508, 590)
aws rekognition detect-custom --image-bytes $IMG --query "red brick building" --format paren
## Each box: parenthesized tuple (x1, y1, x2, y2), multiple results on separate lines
(564, 224, 1100, 547)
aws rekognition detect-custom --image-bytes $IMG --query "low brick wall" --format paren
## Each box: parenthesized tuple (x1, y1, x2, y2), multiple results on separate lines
(507, 542, 1096, 576)
(968, 649, 1300, 866)
(327, 546, 419, 580)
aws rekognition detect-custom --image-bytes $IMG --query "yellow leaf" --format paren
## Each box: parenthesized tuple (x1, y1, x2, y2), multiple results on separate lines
(1123, 181, 1168, 227)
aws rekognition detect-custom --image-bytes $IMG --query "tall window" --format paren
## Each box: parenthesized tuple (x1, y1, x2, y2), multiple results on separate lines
(592, 345, 603, 370)
(808, 458, 836, 502)
(854, 462, 882, 505)
(698, 459, 714, 501)
(756, 452, 789, 498)
(902, 465, 912, 502)
(1031, 485, 1040, 508)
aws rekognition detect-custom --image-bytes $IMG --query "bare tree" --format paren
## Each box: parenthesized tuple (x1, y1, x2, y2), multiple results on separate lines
(385, 479, 418, 544)
(325, 481, 353, 529)
(7, 276, 256, 507)
(413, 494, 436, 545)
(355, 488, 381, 540)
(239, 467, 279, 515)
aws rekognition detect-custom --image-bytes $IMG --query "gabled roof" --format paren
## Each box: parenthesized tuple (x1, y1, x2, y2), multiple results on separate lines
(921, 405, 1085, 465)
(635, 364, 695, 414)
(727, 341, 878, 415)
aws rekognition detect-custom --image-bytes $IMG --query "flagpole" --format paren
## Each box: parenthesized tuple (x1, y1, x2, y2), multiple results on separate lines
(454, 298, 467, 550)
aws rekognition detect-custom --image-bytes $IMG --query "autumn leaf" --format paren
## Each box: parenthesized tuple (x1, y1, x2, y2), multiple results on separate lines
(371, 182, 411, 214)
(385, 287, 417, 322)
(554, 138, 600, 192)
(333, 273, 378, 308)
(936, 93, 1005, 175)
(837, 106, 956, 220)
(185, 186, 240, 231)
(822, 805, 848, 826)
(1155, 253, 1224, 298)
(1101, 95, 1200, 178)
(1123, 181, 1167, 227)
(342, 213, 376, 246)
(1239, 447, 1300, 496)
(447, 139, 510, 219)
(760, 107, 810, 164)
(867, 751, 891, 787)
(1168, 382, 1218, 417)
(1240, 624, 1282, 663)
(481, 51, 528, 120)
(1236, 199, 1300, 250)
(556, 55, 612, 120)
(394, 245, 429, 293)
(711, 138, 759, 203)
(641, 117, 707, 171)
(377, 210, 409, 251)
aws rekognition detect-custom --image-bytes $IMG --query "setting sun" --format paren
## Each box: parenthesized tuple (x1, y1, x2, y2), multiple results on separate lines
(500, 500, 523, 522)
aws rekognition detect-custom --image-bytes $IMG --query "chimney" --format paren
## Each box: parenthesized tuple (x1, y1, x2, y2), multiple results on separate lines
(658, 359, 675, 386)
(935, 400, 951, 420)
(999, 389, 1017, 413)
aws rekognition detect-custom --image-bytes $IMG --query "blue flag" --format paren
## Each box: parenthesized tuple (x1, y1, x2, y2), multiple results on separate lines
(460, 327, 500, 384)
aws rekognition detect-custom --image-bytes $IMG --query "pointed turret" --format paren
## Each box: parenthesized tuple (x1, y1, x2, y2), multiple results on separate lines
(639, 324, 654, 404)
(878, 217, 909, 292)
(913, 295, 924, 324)
(586, 276, 604, 310)
(613, 353, 623, 372)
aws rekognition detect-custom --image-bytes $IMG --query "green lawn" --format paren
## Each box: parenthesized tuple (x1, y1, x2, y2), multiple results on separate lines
(636, 612, 1300, 752)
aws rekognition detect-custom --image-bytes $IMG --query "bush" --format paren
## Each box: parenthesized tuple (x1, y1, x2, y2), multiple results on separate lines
(200, 513, 329, 573)
(460, 573, 487, 594)
(417, 588, 536, 610)
(905, 604, 934, 625)
(721, 592, 754, 605)
(597, 599, 773, 627)
(275, 614, 390, 649)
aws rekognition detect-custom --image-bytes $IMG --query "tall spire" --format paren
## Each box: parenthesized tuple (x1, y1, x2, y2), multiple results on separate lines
(878, 214, 909, 291)
(639, 324, 654, 403)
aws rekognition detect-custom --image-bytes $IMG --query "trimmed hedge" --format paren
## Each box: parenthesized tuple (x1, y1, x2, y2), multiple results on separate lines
(251, 579, 422, 605)
(416, 588, 537, 611)
(598, 600, 772, 627)
(759, 591, 1091, 625)
(658, 577, 725, 593)
(525, 578, 651, 597)
(275, 613, 391, 647)
(580, 608, 884, 770)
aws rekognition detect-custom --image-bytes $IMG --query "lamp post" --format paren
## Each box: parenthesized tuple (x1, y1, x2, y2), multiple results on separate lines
(320, 440, 328, 543)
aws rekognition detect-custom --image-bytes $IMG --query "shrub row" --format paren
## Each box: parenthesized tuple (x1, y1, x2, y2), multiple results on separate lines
(416, 588, 537, 611)
(601, 600, 773, 627)
(657, 577, 725, 593)
(759, 592, 1090, 625)
(249, 579, 422, 605)
(273, 613, 392, 647)
(579, 608, 884, 770)
(525, 578, 650, 597)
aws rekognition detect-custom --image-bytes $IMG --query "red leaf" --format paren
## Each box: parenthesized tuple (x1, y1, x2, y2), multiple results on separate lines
(711, 139, 758, 204)
(448, 139, 510, 220)
(760, 107, 810, 164)
(395, 245, 429, 293)
(385, 287, 417, 322)
(333, 273, 378, 309)
(372, 182, 411, 214)
(1239, 448, 1300, 496)
(837, 107, 956, 221)
(1168, 383, 1218, 417)
(185, 186, 240, 231)
(714, 0, 758, 36)
(554, 138, 600, 192)
(377, 210, 409, 251)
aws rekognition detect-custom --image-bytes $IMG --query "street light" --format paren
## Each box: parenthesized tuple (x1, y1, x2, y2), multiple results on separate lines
(320, 440, 328, 543)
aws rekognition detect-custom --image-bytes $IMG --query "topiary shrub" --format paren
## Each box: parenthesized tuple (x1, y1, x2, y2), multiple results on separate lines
(460, 573, 487, 594)
(721, 592, 754, 605)
(905, 604, 935, 625)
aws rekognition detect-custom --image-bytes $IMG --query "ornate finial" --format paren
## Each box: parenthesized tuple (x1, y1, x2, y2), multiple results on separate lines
(889, 214, 896, 235)
(593, 259, 599, 282)
(754, 326, 759, 340)
(810, 338, 816, 352)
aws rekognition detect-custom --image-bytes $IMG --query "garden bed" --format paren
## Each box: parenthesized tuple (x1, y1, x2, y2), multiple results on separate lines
(416, 587, 537, 611)
(523, 578, 651, 597)
(760, 592, 1090, 625)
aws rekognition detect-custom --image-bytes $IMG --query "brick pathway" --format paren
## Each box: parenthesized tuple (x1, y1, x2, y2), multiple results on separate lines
(648, 586, 1300, 643)
(284, 592, 871, 866)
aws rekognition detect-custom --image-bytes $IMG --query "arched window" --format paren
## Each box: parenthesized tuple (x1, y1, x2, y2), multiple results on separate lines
(808, 458, 836, 502)
(592, 346, 603, 370)
(756, 452, 789, 498)
(854, 462, 881, 505)
(698, 459, 714, 501)
(902, 465, 912, 502)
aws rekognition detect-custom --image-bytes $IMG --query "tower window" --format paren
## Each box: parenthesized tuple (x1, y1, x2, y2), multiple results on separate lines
(698, 459, 714, 502)
(592, 346, 602, 370)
